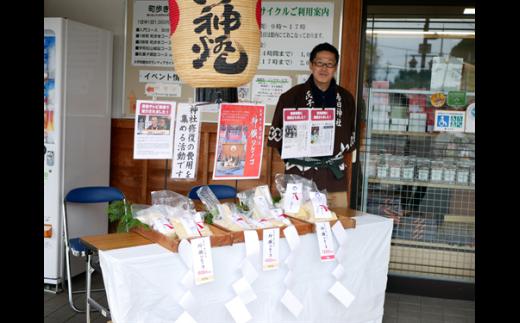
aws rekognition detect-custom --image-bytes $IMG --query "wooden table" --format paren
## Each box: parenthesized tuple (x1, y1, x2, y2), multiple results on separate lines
(80, 232, 153, 251)
(79, 232, 153, 323)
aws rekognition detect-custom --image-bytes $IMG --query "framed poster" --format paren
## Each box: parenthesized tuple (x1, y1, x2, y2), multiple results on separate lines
(213, 103, 265, 180)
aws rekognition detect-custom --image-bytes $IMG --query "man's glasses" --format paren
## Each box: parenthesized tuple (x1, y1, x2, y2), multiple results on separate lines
(313, 61, 336, 68)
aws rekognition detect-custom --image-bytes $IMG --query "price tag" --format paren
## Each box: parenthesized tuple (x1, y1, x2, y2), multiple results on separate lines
(284, 183, 303, 213)
(262, 228, 280, 271)
(191, 236, 214, 285)
(315, 222, 335, 262)
(311, 192, 332, 219)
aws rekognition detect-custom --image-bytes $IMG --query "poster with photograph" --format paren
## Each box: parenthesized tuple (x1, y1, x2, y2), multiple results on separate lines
(281, 108, 310, 159)
(133, 100, 176, 159)
(281, 108, 335, 159)
(171, 103, 201, 180)
(213, 103, 265, 180)
(308, 108, 335, 157)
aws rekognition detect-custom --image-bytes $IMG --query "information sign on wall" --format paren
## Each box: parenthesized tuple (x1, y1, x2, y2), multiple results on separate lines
(260, 2, 334, 71)
(132, 0, 173, 67)
(252, 75, 292, 105)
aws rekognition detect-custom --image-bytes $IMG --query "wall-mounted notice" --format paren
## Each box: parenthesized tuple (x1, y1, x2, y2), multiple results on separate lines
(171, 103, 201, 180)
(139, 70, 181, 83)
(430, 56, 463, 91)
(133, 100, 176, 159)
(213, 103, 265, 180)
(132, 0, 173, 67)
(260, 2, 334, 71)
(144, 83, 181, 98)
(252, 75, 292, 106)
(237, 83, 251, 103)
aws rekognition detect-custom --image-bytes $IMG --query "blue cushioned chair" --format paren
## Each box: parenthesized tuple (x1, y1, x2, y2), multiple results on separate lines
(188, 184, 237, 200)
(62, 186, 125, 320)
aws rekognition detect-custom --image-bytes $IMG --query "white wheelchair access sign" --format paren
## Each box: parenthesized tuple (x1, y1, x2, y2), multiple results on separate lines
(434, 110, 466, 132)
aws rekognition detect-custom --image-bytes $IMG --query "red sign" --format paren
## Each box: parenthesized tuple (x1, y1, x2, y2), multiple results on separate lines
(213, 103, 265, 180)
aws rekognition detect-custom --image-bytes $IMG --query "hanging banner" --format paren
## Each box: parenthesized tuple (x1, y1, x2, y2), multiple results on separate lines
(171, 103, 201, 180)
(260, 1, 334, 71)
(213, 103, 265, 180)
(169, 0, 262, 88)
(133, 100, 176, 159)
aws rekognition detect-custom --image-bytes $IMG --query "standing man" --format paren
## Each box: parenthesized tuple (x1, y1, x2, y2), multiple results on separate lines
(267, 43, 356, 208)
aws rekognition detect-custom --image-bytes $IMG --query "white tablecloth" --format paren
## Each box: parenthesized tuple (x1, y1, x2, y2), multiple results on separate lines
(99, 214, 393, 323)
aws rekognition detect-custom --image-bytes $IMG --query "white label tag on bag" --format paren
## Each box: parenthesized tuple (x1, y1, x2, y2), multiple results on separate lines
(315, 222, 335, 262)
(284, 183, 303, 213)
(262, 228, 280, 271)
(311, 192, 332, 219)
(244, 230, 260, 258)
(191, 236, 215, 285)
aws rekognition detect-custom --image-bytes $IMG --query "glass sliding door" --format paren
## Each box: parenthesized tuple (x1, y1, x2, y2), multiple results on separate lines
(353, 5, 475, 282)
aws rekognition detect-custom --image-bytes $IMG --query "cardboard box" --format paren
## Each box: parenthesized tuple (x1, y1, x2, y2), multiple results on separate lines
(390, 124, 407, 132)
(391, 118, 409, 125)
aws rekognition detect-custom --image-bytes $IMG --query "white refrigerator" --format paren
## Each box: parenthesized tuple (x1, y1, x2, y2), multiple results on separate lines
(44, 18, 113, 288)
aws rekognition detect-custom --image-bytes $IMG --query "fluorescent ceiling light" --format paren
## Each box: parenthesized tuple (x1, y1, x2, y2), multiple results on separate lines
(464, 8, 475, 15)
(366, 30, 475, 36)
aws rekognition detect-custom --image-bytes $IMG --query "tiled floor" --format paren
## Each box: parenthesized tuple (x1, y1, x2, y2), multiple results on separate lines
(382, 292, 475, 323)
(44, 271, 475, 323)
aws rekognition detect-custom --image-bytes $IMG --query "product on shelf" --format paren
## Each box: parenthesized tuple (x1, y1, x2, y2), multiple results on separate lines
(274, 173, 338, 223)
(135, 204, 212, 240)
(470, 164, 475, 185)
(408, 113, 427, 132)
(237, 185, 291, 228)
(372, 106, 390, 131)
(196, 185, 251, 231)
(442, 159, 457, 184)
(388, 155, 403, 179)
(456, 160, 471, 185)
(430, 160, 444, 182)
(390, 118, 408, 132)
(416, 158, 431, 181)
(376, 154, 390, 178)
(401, 156, 416, 181)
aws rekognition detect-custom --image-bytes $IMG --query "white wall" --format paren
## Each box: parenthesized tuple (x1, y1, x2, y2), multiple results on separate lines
(44, 0, 127, 118)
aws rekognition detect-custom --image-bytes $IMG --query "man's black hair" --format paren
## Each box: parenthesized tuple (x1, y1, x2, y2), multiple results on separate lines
(309, 42, 339, 63)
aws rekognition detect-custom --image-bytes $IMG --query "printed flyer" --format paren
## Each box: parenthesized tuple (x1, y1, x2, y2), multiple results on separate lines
(281, 108, 335, 159)
(281, 108, 310, 159)
(213, 103, 265, 180)
(133, 100, 176, 159)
